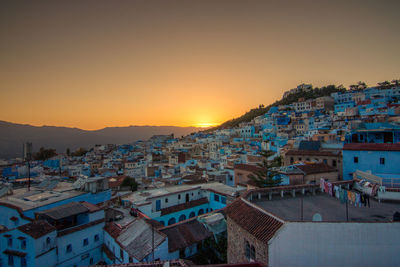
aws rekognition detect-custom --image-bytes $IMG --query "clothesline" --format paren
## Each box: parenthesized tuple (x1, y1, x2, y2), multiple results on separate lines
(320, 178, 370, 208)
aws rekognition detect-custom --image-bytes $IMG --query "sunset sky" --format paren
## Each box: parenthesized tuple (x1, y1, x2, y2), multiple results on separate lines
(1, 0, 399, 130)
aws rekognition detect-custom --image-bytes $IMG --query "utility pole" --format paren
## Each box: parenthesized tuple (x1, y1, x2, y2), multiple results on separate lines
(152, 225, 155, 260)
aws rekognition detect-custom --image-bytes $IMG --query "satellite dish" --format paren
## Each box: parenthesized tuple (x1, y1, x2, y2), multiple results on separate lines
(312, 213, 322, 222)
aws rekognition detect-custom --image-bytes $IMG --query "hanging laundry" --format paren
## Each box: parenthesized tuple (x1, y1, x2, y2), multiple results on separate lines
(320, 178, 325, 191)
(355, 193, 361, 207)
(334, 186, 340, 199)
(371, 184, 379, 196)
(347, 191, 352, 204)
(328, 182, 333, 196)
(324, 182, 329, 194)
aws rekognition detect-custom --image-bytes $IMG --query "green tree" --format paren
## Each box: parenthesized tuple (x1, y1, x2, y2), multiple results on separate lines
(248, 150, 282, 188)
(72, 147, 88, 157)
(33, 147, 57, 161)
(121, 176, 138, 191)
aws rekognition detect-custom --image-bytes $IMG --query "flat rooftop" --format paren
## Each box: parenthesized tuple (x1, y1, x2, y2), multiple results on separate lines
(253, 193, 400, 222)
(0, 183, 85, 211)
(124, 182, 244, 205)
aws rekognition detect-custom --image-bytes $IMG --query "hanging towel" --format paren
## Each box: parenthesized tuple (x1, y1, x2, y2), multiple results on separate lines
(324, 182, 329, 194)
(355, 193, 361, 207)
(347, 191, 352, 204)
(328, 182, 333, 196)
(334, 186, 340, 199)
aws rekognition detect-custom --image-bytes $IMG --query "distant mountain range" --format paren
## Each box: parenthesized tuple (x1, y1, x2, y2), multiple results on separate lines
(0, 121, 200, 159)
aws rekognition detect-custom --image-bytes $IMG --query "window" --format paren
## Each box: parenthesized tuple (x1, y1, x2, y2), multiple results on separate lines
(83, 238, 88, 246)
(250, 245, 256, 261)
(90, 258, 94, 265)
(380, 158, 385, 165)
(8, 255, 13, 266)
(332, 160, 337, 167)
(354, 157, 358, 163)
(21, 239, 26, 249)
(66, 244, 72, 253)
(94, 234, 99, 242)
(245, 241, 250, 260)
(214, 194, 220, 202)
(221, 196, 227, 204)
(120, 248, 124, 260)
(8, 237, 12, 247)
(323, 159, 327, 164)
(46, 237, 51, 245)
(178, 194, 181, 200)
(165, 198, 168, 203)
(21, 257, 27, 267)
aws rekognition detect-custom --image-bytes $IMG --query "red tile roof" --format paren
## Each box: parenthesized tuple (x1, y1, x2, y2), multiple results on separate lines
(17, 220, 56, 239)
(285, 150, 339, 157)
(161, 197, 208, 216)
(234, 164, 263, 173)
(104, 222, 124, 239)
(80, 201, 102, 213)
(160, 219, 212, 252)
(343, 143, 400, 151)
(225, 198, 283, 244)
(296, 163, 337, 175)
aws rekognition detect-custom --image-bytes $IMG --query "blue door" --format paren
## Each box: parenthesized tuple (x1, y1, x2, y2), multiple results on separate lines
(156, 200, 161, 211)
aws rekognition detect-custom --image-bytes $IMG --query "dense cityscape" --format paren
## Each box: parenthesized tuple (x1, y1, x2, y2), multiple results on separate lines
(1, 81, 400, 266)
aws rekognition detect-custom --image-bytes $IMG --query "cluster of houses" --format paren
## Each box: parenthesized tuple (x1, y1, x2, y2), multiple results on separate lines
(1, 83, 400, 266)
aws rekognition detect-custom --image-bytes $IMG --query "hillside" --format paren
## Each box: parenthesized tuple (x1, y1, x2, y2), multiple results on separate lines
(210, 84, 345, 131)
(0, 121, 199, 159)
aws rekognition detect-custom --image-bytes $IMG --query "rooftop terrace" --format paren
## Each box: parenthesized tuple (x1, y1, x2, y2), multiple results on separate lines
(253, 193, 399, 222)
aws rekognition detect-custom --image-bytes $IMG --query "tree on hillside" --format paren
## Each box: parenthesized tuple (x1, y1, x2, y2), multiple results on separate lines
(391, 79, 400, 86)
(121, 176, 138, 192)
(248, 150, 282, 188)
(377, 81, 391, 88)
(72, 147, 88, 157)
(33, 147, 57, 161)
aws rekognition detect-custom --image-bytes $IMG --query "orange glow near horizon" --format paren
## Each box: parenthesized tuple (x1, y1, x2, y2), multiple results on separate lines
(0, 1, 399, 130)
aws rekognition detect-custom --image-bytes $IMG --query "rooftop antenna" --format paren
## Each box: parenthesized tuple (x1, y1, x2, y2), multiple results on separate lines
(23, 142, 32, 191)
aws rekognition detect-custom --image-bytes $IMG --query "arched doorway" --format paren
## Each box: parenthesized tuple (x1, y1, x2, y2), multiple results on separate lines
(168, 217, 176, 225)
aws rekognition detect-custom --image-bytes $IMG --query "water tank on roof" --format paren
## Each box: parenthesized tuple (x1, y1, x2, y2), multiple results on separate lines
(393, 212, 400, 222)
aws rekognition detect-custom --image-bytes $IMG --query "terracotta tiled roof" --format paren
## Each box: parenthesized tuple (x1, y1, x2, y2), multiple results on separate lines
(296, 163, 337, 175)
(161, 197, 208, 216)
(285, 150, 339, 157)
(225, 198, 283, 244)
(160, 219, 213, 252)
(234, 164, 263, 173)
(104, 222, 124, 239)
(17, 220, 56, 239)
(343, 143, 400, 151)
(80, 201, 101, 213)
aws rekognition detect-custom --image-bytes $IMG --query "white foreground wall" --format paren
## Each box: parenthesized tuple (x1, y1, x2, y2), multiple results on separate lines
(269, 222, 400, 267)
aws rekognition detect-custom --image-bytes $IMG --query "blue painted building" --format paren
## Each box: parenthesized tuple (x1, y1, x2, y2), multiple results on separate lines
(0, 201, 105, 267)
(343, 143, 400, 181)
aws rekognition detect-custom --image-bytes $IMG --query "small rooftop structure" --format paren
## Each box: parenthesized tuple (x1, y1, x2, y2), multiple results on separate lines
(17, 220, 56, 239)
(36, 202, 89, 220)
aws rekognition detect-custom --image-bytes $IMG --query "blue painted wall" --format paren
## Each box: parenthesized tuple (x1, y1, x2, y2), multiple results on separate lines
(343, 150, 400, 180)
